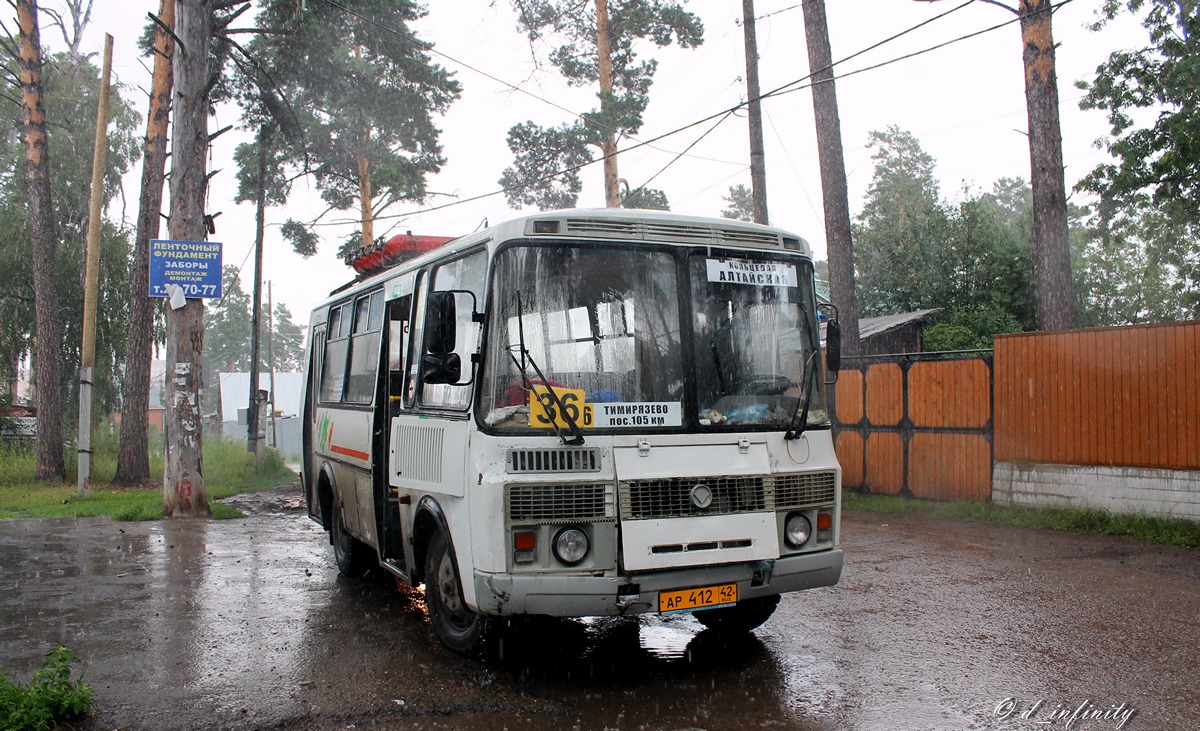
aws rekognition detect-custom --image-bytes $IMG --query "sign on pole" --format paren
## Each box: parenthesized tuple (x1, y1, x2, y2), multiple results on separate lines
(149, 239, 223, 298)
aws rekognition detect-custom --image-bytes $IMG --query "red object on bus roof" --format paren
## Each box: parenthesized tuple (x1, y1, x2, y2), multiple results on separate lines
(347, 232, 456, 275)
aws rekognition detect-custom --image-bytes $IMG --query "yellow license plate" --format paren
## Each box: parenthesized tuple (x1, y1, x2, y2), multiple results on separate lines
(659, 583, 737, 614)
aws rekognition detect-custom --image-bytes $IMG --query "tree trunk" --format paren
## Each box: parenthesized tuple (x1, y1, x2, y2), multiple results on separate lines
(741, 0, 769, 225)
(115, 0, 174, 485)
(801, 0, 860, 355)
(18, 0, 65, 481)
(357, 148, 373, 246)
(595, 0, 620, 207)
(1019, 0, 1076, 330)
(163, 0, 210, 517)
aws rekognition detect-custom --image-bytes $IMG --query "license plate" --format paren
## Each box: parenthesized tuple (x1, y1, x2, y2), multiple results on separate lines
(658, 583, 737, 614)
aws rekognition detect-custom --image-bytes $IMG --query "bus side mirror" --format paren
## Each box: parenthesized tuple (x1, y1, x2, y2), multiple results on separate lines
(421, 289, 478, 386)
(424, 291, 457, 355)
(825, 319, 842, 373)
(422, 352, 462, 384)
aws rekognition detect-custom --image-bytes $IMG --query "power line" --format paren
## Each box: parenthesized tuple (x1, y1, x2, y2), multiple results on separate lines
(302, 0, 1030, 227)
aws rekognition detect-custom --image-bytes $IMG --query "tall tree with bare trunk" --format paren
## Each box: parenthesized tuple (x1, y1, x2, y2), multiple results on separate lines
(115, 0, 175, 486)
(918, 0, 1076, 329)
(802, 0, 861, 355)
(17, 0, 64, 480)
(162, 0, 210, 517)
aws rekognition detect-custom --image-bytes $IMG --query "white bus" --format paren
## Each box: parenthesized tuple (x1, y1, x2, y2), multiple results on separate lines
(301, 208, 844, 654)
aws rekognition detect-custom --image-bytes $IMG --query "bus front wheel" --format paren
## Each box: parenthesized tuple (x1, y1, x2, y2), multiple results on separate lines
(424, 531, 491, 655)
(332, 497, 372, 577)
(693, 594, 781, 633)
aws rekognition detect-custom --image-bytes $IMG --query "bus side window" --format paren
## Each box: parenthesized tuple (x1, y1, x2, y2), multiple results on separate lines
(345, 290, 384, 405)
(319, 304, 349, 402)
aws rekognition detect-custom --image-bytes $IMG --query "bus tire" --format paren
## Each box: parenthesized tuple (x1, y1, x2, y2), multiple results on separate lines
(332, 497, 372, 578)
(693, 594, 780, 634)
(424, 530, 491, 655)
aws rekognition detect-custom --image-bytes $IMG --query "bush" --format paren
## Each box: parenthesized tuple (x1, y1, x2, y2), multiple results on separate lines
(0, 645, 94, 731)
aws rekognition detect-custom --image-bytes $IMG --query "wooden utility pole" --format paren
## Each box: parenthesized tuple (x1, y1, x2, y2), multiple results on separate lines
(115, 0, 175, 486)
(163, 0, 211, 517)
(18, 0, 65, 481)
(595, 0, 620, 207)
(741, 0, 769, 224)
(77, 34, 114, 497)
(802, 0, 860, 355)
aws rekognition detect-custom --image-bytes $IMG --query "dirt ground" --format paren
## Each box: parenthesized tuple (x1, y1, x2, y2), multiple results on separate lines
(1, 481, 1195, 731)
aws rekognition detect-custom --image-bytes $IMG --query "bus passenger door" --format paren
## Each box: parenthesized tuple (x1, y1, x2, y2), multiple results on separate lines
(303, 324, 324, 524)
(377, 295, 412, 574)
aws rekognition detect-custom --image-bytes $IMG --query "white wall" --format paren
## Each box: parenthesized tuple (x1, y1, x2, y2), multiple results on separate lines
(993, 462, 1200, 521)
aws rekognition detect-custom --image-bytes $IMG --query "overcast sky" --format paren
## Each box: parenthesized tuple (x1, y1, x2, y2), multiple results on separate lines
(76, 0, 1149, 327)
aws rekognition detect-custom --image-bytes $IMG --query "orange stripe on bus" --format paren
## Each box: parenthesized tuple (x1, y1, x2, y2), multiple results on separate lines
(330, 444, 370, 461)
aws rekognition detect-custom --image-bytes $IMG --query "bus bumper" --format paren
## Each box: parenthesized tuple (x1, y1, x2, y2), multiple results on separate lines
(471, 547, 843, 617)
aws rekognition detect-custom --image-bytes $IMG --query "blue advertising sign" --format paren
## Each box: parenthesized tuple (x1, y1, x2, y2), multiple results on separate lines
(149, 239, 223, 298)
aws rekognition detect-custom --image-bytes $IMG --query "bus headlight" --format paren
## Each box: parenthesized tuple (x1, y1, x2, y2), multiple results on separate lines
(553, 526, 589, 565)
(784, 513, 812, 548)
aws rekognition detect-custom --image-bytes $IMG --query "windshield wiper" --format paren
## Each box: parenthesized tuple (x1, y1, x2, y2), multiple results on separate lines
(507, 292, 585, 446)
(784, 306, 820, 440)
(784, 351, 818, 441)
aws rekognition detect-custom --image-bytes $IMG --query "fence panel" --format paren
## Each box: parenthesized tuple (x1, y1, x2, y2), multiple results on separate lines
(993, 322, 1200, 470)
(833, 355, 993, 501)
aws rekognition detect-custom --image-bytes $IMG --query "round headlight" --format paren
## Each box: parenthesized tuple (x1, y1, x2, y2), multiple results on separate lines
(553, 527, 589, 565)
(785, 513, 812, 548)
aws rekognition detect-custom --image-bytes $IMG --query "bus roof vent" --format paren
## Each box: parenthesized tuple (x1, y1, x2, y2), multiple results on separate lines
(507, 447, 602, 474)
(558, 217, 787, 249)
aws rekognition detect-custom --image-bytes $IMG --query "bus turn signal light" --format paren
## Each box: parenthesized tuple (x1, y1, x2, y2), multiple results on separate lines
(513, 530, 536, 563)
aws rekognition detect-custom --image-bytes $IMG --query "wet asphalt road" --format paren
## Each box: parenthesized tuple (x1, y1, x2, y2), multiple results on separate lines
(1, 484, 1196, 731)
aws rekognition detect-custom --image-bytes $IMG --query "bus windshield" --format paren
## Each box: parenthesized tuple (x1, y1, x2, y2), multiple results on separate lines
(479, 243, 826, 432)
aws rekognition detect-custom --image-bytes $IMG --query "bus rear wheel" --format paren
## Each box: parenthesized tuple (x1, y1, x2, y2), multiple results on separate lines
(424, 531, 491, 655)
(693, 595, 780, 633)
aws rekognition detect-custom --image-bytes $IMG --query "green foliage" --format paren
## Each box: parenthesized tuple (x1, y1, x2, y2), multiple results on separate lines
(1076, 0, 1200, 318)
(0, 645, 93, 731)
(620, 185, 669, 210)
(853, 128, 1041, 333)
(204, 266, 306, 380)
(721, 184, 754, 222)
(843, 491, 1200, 550)
(0, 436, 295, 521)
(1072, 199, 1192, 325)
(0, 47, 142, 421)
(280, 219, 319, 258)
(501, 0, 704, 209)
(250, 0, 462, 249)
(922, 306, 1022, 352)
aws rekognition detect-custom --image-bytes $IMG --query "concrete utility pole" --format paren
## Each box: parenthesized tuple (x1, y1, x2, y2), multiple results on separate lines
(741, 0, 769, 225)
(163, 0, 211, 517)
(77, 34, 113, 497)
(247, 134, 265, 460)
(802, 0, 861, 355)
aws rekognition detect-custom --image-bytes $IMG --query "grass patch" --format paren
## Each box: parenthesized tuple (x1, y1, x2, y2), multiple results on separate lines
(0, 435, 295, 521)
(843, 491, 1200, 549)
(0, 644, 93, 731)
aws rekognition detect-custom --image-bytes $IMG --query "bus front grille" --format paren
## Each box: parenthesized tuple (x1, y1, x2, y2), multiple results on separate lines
(774, 471, 838, 509)
(506, 483, 615, 523)
(620, 476, 767, 520)
(619, 471, 838, 520)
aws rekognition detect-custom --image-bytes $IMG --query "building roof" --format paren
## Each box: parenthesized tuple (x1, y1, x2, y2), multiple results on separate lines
(858, 308, 943, 339)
